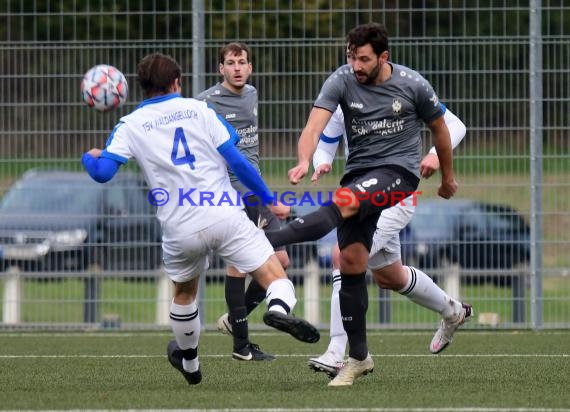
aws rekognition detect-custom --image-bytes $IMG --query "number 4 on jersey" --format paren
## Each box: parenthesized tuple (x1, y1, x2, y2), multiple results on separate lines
(171, 127, 196, 169)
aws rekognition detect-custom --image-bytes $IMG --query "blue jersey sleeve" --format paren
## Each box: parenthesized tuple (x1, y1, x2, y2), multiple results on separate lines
(218, 143, 273, 204)
(81, 153, 121, 183)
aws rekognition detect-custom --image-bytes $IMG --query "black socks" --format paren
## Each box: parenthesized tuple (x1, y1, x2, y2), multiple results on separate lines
(225, 277, 249, 350)
(244, 279, 266, 315)
(339, 272, 369, 361)
(265, 203, 343, 248)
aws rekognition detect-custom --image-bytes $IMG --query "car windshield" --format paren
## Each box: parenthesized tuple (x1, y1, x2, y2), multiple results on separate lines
(487, 209, 529, 232)
(411, 204, 458, 236)
(0, 177, 101, 215)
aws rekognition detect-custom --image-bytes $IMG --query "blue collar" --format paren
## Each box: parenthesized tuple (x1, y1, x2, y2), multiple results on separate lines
(136, 92, 181, 109)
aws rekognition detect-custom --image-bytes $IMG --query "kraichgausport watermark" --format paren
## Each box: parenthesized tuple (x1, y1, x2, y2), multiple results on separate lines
(147, 188, 422, 208)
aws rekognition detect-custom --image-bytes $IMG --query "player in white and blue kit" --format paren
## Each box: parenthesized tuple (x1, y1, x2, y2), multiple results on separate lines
(307, 104, 471, 377)
(80, 52, 319, 385)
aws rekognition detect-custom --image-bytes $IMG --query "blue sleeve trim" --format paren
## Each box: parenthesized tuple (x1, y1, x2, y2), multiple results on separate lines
(101, 150, 128, 164)
(217, 139, 235, 154)
(320, 133, 341, 144)
(136, 92, 181, 110)
(218, 144, 272, 202)
(440, 102, 447, 114)
(81, 153, 121, 183)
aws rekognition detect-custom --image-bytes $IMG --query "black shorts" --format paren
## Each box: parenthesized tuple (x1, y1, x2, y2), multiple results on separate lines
(337, 166, 419, 251)
(243, 195, 285, 252)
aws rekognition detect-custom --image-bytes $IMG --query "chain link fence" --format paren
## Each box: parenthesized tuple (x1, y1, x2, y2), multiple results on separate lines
(0, 1, 568, 330)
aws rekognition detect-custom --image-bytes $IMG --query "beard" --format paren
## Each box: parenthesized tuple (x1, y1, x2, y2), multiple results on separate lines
(354, 63, 380, 85)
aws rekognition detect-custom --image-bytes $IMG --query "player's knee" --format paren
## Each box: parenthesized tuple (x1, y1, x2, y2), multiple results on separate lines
(276, 250, 289, 270)
(372, 264, 407, 290)
(339, 247, 368, 272)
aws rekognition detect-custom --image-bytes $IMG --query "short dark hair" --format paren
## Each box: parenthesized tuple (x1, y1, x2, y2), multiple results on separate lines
(346, 23, 389, 57)
(219, 42, 251, 65)
(136, 52, 182, 98)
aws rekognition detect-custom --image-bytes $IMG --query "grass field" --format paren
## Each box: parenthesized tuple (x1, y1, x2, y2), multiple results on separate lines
(1, 330, 569, 410)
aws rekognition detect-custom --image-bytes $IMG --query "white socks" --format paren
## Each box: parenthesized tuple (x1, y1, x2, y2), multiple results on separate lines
(169, 300, 200, 372)
(327, 269, 348, 360)
(325, 265, 462, 362)
(399, 266, 462, 319)
(266, 278, 297, 314)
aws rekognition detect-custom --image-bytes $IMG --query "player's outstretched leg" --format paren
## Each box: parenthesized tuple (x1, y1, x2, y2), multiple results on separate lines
(263, 311, 320, 343)
(388, 266, 473, 354)
(430, 302, 473, 354)
(262, 278, 320, 343)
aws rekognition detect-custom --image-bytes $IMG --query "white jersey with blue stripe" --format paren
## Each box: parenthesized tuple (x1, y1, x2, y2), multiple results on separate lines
(101, 93, 243, 240)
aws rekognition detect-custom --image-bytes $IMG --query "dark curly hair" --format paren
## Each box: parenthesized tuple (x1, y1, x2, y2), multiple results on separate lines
(346, 23, 389, 57)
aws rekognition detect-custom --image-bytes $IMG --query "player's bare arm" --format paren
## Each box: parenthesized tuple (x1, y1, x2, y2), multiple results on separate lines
(421, 107, 467, 179)
(311, 163, 332, 183)
(419, 153, 440, 178)
(428, 116, 458, 199)
(289, 107, 333, 184)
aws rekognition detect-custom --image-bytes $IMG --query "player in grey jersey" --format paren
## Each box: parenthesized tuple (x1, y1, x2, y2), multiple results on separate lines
(265, 23, 458, 386)
(196, 42, 289, 362)
(307, 104, 471, 379)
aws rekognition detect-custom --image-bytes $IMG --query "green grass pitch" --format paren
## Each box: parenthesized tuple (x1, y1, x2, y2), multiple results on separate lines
(1, 330, 569, 410)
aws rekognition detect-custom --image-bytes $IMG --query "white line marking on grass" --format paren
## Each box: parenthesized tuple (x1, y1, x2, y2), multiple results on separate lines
(1, 330, 570, 338)
(169, 409, 570, 412)
(1, 353, 568, 359)
(20, 407, 570, 411)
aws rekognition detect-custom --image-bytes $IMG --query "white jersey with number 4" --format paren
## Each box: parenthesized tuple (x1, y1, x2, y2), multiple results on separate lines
(102, 93, 243, 242)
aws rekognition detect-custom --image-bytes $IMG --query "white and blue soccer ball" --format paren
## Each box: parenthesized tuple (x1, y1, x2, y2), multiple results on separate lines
(81, 64, 128, 111)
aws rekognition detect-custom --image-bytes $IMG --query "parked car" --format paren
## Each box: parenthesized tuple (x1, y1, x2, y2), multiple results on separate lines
(0, 170, 162, 273)
(401, 199, 531, 285)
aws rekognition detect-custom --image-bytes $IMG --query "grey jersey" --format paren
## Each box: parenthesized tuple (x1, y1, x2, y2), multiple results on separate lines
(196, 83, 259, 193)
(314, 63, 443, 177)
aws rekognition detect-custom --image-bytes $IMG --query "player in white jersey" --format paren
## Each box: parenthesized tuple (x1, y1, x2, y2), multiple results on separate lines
(307, 104, 470, 378)
(80, 52, 319, 385)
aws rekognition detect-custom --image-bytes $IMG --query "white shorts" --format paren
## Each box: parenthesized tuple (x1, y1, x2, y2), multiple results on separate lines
(367, 196, 416, 270)
(162, 210, 274, 283)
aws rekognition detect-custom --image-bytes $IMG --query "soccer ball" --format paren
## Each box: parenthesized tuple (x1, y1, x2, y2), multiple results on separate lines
(81, 64, 128, 111)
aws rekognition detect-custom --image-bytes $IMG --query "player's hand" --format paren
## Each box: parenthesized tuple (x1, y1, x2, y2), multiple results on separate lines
(419, 153, 440, 178)
(311, 163, 332, 184)
(288, 162, 309, 185)
(269, 201, 291, 220)
(438, 177, 458, 199)
(86, 148, 103, 158)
